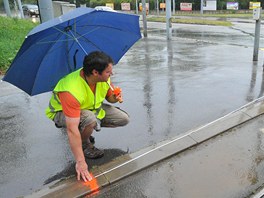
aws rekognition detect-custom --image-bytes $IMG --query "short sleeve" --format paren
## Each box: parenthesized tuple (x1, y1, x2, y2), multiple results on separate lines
(58, 92, 81, 118)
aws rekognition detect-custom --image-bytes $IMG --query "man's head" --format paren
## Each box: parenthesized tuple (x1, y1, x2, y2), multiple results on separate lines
(83, 51, 114, 77)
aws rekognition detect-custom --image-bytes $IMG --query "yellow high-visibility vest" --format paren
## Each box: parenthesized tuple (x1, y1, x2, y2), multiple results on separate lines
(45, 68, 110, 120)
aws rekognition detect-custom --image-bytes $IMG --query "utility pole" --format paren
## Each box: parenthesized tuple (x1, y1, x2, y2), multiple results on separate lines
(17, 0, 24, 18)
(166, 0, 172, 40)
(3, 0, 12, 17)
(253, 7, 261, 61)
(173, 0, 175, 15)
(136, 0, 138, 15)
(38, 0, 54, 23)
(200, 0, 204, 14)
(156, 0, 159, 16)
(142, 0, 147, 37)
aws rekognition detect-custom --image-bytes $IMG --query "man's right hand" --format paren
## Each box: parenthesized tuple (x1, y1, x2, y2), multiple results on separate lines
(75, 160, 93, 182)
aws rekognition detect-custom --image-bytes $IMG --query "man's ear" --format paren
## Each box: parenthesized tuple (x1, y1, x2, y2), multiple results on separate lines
(92, 69, 99, 76)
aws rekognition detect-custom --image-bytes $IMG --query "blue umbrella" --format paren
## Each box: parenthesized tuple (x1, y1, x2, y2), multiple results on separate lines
(3, 7, 141, 96)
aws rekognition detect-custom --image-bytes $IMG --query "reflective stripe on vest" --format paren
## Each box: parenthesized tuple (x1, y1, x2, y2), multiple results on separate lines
(49, 92, 60, 113)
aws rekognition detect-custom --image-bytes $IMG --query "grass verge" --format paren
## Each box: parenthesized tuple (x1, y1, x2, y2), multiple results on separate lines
(148, 17, 233, 26)
(173, 13, 252, 18)
(0, 16, 37, 74)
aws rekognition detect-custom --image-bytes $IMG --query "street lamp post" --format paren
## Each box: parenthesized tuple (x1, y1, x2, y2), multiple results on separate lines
(253, 8, 262, 61)
(142, 0, 148, 37)
(136, 0, 138, 15)
(166, 0, 172, 40)
(156, 0, 159, 15)
(200, 0, 204, 14)
(17, 0, 24, 18)
(3, 0, 12, 17)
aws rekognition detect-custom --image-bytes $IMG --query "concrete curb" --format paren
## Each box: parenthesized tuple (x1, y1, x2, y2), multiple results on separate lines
(251, 187, 264, 198)
(26, 96, 264, 198)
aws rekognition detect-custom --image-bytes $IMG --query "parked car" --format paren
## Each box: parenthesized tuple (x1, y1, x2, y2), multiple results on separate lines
(22, 4, 39, 17)
(94, 6, 116, 12)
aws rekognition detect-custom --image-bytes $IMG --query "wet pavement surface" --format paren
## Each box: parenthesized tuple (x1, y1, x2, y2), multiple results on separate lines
(1, 20, 264, 197)
(89, 114, 264, 198)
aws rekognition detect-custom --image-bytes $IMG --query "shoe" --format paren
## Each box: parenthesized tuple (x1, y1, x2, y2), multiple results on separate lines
(89, 135, 95, 144)
(84, 144, 104, 159)
(82, 136, 95, 149)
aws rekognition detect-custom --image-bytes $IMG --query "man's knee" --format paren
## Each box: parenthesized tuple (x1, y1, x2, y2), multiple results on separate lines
(79, 110, 97, 132)
(82, 121, 96, 133)
(101, 109, 129, 127)
(114, 111, 129, 127)
(119, 113, 129, 126)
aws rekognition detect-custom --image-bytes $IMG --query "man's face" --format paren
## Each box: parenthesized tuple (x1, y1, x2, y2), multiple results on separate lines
(97, 63, 113, 82)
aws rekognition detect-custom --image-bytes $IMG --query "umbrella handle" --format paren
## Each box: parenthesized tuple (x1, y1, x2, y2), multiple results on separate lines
(73, 49, 79, 70)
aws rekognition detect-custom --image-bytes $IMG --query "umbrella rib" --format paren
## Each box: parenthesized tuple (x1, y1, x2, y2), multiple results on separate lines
(36, 38, 74, 44)
(53, 26, 74, 38)
(35, 26, 76, 45)
(73, 25, 139, 49)
(31, 32, 67, 93)
(36, 24, 139, 45)
(34, 22, 141, 84)
(75, 27, 102, 49)
(75, 24, 140, 39)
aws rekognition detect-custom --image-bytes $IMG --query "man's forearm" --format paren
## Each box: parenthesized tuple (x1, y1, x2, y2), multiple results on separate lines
(65, 117, 92, 181)
(67, 127, 85, 162)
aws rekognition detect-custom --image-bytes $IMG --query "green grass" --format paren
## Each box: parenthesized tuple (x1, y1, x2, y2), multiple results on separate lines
(190, 13, 252, 18)
(0, 16, 37, 74)
(155, 12, 253, 18)
(148, 17, 233, 26)
(172, 13, 253, 18)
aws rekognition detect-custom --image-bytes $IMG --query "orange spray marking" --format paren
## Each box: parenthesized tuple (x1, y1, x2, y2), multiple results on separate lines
(83, 173, 100, 195)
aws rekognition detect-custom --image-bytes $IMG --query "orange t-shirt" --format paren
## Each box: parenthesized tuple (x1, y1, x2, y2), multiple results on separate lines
(58, 70, 113, 118)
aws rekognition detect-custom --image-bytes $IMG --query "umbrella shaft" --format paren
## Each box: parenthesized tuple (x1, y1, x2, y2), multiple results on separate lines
(69, 30, 88, 55)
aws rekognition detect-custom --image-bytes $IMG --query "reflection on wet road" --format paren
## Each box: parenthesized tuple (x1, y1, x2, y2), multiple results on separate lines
(114, 36, 264, 151)
(148, 21, 264, 48)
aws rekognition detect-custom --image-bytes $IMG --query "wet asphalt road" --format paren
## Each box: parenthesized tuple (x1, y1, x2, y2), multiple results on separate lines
(89, 114, 264, 198)
(1, 20, 264, 197)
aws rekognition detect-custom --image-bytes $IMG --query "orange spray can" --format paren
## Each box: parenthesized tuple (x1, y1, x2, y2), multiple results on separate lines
(107, 82, 123, 103)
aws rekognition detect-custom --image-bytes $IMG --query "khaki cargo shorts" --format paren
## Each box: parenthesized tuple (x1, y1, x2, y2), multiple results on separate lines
(53, 103, 129, 133)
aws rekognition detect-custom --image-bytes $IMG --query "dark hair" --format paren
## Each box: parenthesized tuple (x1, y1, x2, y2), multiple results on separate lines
(83, 51, 114, 76)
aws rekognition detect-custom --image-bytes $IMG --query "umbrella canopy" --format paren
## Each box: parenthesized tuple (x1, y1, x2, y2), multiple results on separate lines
(3, 7, 141, 96)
